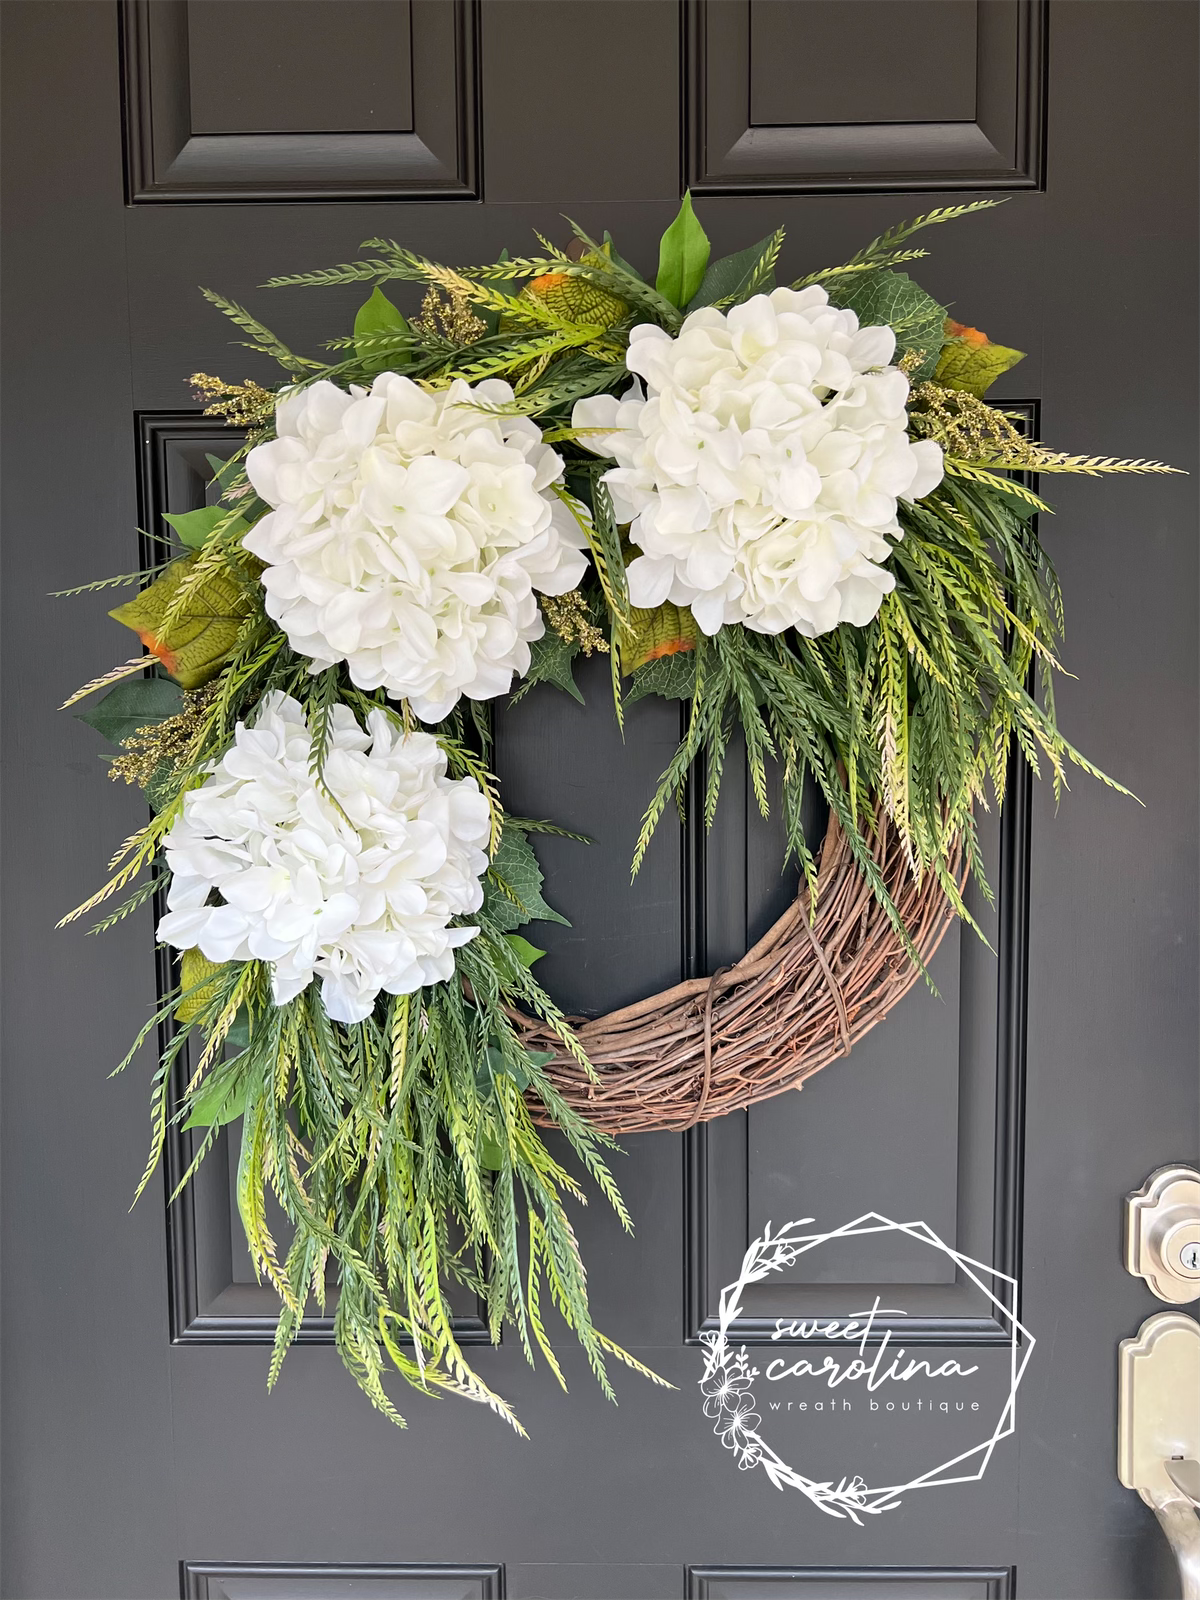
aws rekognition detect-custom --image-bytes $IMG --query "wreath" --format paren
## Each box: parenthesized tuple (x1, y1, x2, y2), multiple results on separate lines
(60, 197, 1173, 1430)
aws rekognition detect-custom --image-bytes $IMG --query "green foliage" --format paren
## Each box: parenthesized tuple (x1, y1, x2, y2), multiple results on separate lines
(833, 200, 1006, 273)
(109, 555, 258, 689)
(158, 928, 666, 1430)
(511, 629, 584, 705)
(181, 1057, 247, 1128)
(935, 331, 1025, 398)
(622, 476, 1131, 952)
(655, 193, 711, 310)
(688, 230, 784, 310)
(504, 934, 545, 968)
(626, 649, 698, 705)
(826, 271, 947, 383)
(164, 505, 249, 551)
(621, 601, 697, 675)
(353, 286, 410, 364)
(484, 825, 571, 933)
(76, 676, 182, 746)
(200, 288, 322, 374)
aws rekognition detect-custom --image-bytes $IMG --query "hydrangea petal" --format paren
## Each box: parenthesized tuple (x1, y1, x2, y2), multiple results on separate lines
(157, 693, 490, 1023)
(245, 374, 589, 722)
(573, 287, 943, 638)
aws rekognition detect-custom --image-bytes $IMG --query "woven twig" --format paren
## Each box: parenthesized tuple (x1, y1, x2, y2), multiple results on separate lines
(517, 807, 960, 1133)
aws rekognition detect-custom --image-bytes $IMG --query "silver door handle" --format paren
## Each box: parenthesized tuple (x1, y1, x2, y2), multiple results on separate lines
(1118, 1313, 1200, 1598)
(1154, 1460, 1200, 1600)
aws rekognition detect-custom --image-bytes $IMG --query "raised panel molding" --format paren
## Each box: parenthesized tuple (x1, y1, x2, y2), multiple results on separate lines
(120, 0, 479, 202)
(139, 415, 487, 1346)
(684, 0, 1047, 194)
(181, 1563, 504, 1599)
(686, 1568, 1014, 1599)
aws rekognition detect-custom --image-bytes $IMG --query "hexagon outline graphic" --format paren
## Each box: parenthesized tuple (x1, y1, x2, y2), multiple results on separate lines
(699, 1212, 1035, 1522)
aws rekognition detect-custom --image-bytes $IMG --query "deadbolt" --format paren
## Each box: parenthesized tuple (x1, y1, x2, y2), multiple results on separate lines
(1127, 1166, 1200, 1304)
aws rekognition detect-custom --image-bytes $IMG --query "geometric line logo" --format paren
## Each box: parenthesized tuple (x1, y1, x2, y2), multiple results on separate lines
(699, 1213, 1035, 1522)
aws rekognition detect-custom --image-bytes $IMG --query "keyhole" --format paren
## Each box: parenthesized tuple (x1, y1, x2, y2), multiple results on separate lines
(1181, 1242, 1200, 1273)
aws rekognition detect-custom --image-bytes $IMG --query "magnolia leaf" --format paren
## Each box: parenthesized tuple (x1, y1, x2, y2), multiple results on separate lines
(182, 1062, 247, 1129)
(688, 233, 777, 310)
(934, 319, 1025, 398)
(827, 270, 947, 383)
(602, 230, 645, 282)
(163, 505, 249, 552)
(655, 192, 711, 310)
(76, 676, 182, 747)
(486, 1044, 531, 1094)
(175, 948, 227, 1024)
(479, 1133, 507, 1172)
(504, 933, 546, 968)
(354, 286, 409, 362)
(225, 1009, 252, 1053)
(626, 649, 698, 704)
(478, 247, 516, 336)
(109, 556, 255, 689)
(620, 601, 697, 675)
(484, 826, 569, 932)
(513, 630, 584, 705)
(205, 453, 242, 495)
(976, 477, 1039, 522)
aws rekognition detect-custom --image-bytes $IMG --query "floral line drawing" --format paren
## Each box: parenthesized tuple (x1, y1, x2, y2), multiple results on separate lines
(699, 1213, 1035, 1523)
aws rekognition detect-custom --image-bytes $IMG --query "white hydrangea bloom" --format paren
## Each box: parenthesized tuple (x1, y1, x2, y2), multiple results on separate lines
(573, 286, 944, 638)
(156, 692, 491, 1024)
(244, 374, 590, 722)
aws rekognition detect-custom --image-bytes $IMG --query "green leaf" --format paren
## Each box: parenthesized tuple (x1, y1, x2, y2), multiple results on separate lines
(511, 629, 584, 705)
(602, 230, 645, 283)
(182, 1061, 247, 1129)
(934, 328, 1026, 398)
(76, 676, 182, 746)
(205, 453, 242, 496)
(353, 287, 410, 361)
(487, 1044, 531, 1094)
(655, 192, 711, 310)
(504, 934, 545, 968)
(687, 233, 778, 310)
(144, 758, 181, 814)
(974, 476, 1039, 522)
(626, 650, 698, 704)
(479, 1134, 507, 1172)
(109, 556, 256, 689)
(483, 827, 569, 932)
(620, 602, 697, 675)
(225, 1009, 252, 1052)
(175, 948, 227, 1023)
(826, 270, 947, 383)
(163, 505, 248, 551)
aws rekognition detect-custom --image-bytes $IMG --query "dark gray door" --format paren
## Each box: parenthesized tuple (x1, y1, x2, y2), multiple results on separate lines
(3, 3, 1196, 1598)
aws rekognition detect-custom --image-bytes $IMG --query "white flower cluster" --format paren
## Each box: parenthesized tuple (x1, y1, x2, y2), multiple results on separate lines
(573, 286, 944, 638)
(156, 692, 491, 1024)
(244, 375, 590, 722)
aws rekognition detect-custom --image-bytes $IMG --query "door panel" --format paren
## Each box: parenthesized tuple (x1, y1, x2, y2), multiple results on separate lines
(685, 1572, 1013, 1600)
(181, 1567, 502, 1600)
(121, 0, 477, 200)
(2, 3, 1196, 1599)
(688, 0, 1046, 192)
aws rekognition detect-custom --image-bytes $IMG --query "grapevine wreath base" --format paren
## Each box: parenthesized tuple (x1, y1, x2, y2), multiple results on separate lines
(518, 805, 961, 1134)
